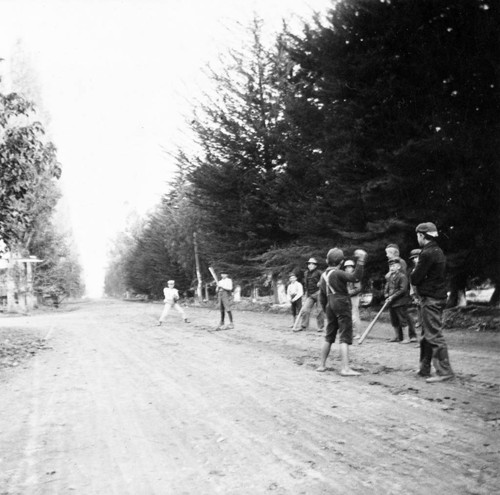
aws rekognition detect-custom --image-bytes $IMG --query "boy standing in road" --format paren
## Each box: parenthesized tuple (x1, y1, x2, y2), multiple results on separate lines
(287, 273, 304, 328)
(384, 258, 412, 344)
(344, 260, 362, 340)
(158, 280, 189, 325)
(316, 248, 367, 376)
(385, 243, 417, 342)
(297, 258, 325, 332)
(217, 272, 234, 330)
(411, 223, 454, 383)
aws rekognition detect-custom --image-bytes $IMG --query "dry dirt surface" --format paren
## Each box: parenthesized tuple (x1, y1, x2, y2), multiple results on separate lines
(0, 299, 498, 495)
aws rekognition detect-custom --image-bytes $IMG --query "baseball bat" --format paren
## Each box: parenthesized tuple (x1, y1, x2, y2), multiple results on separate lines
(358, 299, 390, 345)
(208, 266, 218, 284)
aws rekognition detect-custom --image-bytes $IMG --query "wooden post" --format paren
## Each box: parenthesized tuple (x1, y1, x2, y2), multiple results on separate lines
(193, 232, 203, 301)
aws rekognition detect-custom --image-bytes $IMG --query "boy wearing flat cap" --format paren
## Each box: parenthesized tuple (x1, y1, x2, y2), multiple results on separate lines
(411, 222, 454, 382)
(384, 258, 412, 343)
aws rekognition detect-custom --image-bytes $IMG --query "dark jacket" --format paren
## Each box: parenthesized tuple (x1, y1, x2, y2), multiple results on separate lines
(384, 270, 411, 307)
(319, 262, 365, 309)
(411, 241, 447, 299)
(348, 280, 362, 297)
(304, 268, 323, 296)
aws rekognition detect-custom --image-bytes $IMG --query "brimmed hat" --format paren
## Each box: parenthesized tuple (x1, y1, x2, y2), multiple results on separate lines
(416, 222, 438, 237)
(344, 259, 355, 267)
(410, 249, 421, 259)
(307, 258, 318, 264)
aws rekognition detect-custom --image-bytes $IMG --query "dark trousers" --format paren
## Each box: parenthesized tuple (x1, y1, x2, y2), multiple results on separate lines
(300, 293, 325, 330)
(291, 298, 302, 319)
(419, 296, 453, 376)
(397, 304, 418, 340)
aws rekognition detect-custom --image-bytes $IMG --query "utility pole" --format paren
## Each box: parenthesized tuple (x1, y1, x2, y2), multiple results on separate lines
(193, 231, 203, 301)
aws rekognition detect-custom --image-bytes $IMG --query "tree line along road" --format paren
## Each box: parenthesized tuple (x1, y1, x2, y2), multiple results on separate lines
(0, 299, 498, 494)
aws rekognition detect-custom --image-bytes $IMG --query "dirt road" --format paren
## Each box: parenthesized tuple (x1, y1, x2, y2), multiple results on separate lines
(0, 299, 498, 494)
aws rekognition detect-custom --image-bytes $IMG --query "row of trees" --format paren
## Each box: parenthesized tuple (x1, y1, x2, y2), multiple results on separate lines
(106, 0, 499, 305)
(1, 52, 84, 306)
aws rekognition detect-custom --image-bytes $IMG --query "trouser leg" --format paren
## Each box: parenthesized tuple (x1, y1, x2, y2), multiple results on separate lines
(220, 304, 225, 325)
(316, 303, 325, 331)
(159, 304, 171, 322)
(419, 338, 433, 376)
(300, 297, 314, 330)
(421, 297, 454, 377)
(407, 309, 417, 339)
(351, 296, 361, 335)
(173, 303, 186, 320)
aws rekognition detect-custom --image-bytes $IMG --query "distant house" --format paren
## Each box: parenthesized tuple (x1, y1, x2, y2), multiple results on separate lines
(0, 252, 42, 313)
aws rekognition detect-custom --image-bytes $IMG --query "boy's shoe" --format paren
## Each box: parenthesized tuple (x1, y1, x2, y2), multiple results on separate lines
(388, 338, 400, 343)
(400, 339, 411, 344)
(226, 323, 234, 329)
(410, 337, 417, 342)
(184, 318, 190, 323)
(416, 371, 431, 378)
(426, 374, 454, 383)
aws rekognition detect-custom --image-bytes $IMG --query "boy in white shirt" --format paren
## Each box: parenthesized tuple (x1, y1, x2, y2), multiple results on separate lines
(287, 273, 304, 328)
(217, 272, 234, 330)
(158, 280, 189, 325)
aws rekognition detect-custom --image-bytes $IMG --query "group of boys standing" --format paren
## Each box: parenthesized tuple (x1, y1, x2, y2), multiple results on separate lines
(158, 222, 454, 384)
(286, 222, 455, 383)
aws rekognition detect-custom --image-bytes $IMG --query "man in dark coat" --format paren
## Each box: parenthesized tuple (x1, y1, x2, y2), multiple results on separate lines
(411, 223, 454, 383)
(297, 258, 325, 332)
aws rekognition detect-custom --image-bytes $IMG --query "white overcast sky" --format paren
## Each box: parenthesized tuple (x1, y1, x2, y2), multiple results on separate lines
(0, 0, 332, 296)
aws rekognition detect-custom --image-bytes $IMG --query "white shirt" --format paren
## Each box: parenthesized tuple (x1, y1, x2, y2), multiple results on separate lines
(287, 281, 304, 302)
(163, 287, 179, 304)
(218, 278, 233, 291)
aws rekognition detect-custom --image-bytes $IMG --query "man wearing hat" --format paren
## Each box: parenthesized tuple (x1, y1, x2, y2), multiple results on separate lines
(296, 257, 325, 332)
(411, 222, 454, 382)
(384, 258, 412, 343)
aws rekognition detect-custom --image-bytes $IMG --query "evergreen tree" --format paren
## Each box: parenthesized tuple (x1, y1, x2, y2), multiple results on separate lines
(183, 19, 296, 280)
(284, 0, 500, 300)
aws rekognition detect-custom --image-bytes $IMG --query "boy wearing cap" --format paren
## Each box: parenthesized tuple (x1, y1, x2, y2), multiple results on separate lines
(287, 273, 304, 328)
(344, 260, 362, 339)
(385, 243, 417, 342)
(316, 248, 367, 375)
(158, 280, 189, 325)
(297, 257, 325, 332)
(384, 258, 412, 343)
(411, 222, 454, 382)
(217, 272, 234, 330)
